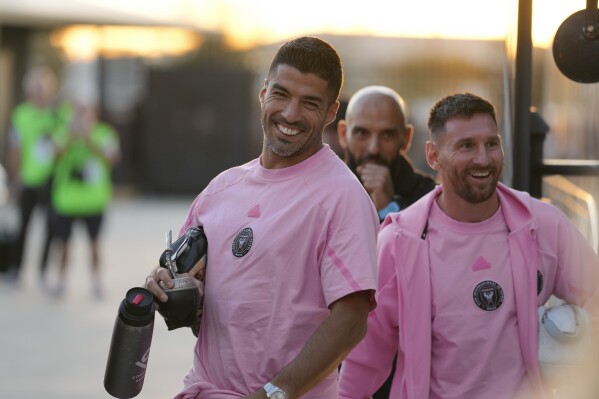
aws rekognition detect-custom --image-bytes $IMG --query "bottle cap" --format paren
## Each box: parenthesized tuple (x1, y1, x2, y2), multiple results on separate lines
(119, 287, 155, 326)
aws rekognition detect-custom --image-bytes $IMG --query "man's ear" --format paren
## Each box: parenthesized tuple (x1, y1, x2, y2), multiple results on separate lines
(258, 79, 268, 105)
(337, 119, 348, 148)
(426, 140, 440, 170)
(324, 101, 340, 127)
(401, 123, 414, 152)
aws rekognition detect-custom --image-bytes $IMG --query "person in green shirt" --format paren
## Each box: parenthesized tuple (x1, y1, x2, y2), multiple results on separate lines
(50, 102, 120, 298)
(5, 66, 67, 285)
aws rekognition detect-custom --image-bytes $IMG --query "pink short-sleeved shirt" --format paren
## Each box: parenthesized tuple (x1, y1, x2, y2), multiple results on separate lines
(176, 146, 379, 399)
(428, 201, 531, 398)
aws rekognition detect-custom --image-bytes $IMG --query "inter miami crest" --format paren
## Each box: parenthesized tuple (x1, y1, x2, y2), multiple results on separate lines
(232, 227, 253, 258)
(473, 280, 504, 311)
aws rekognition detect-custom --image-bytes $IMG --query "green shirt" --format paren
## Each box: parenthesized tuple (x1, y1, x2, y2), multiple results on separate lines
(52, 122, 119, 216)
(10, 102, 68, 187)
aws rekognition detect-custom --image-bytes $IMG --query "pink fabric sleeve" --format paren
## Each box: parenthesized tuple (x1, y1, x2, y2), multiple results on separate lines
(178, 192, 205, 236)
(339, 224, 400, 398)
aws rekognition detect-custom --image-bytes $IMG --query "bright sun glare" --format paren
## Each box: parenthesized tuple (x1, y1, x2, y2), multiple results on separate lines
(186, 0, 588, 49)
(55, 0, 591, 58)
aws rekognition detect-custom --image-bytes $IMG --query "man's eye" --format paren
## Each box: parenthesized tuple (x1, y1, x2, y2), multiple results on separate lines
(304, 102, 319, 110)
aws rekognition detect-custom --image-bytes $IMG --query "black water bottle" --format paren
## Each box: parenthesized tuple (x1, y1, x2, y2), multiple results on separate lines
(104, 287, 155, 399)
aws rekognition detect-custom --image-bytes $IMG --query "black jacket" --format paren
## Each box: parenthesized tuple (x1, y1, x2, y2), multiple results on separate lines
(389, 154, 437, 210)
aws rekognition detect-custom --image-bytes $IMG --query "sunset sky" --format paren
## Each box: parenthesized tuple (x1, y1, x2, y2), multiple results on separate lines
(81, 0, 588, 49)
(37, 0, 591, 61)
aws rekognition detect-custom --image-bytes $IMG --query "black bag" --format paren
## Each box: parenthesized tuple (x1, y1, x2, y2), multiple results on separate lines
(157, 226, 207, 336)
(159, 226, 207, 278)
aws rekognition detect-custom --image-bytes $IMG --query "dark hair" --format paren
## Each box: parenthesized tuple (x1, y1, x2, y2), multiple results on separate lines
(427, 93, 497, 138)
(268, 36, 343, 103)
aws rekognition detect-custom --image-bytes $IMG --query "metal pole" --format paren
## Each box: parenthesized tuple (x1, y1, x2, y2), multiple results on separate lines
(513, 0, 533, 192)
(529, 111, 549, 198)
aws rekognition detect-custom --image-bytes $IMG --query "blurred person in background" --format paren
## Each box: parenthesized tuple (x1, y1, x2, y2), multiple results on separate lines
(338, 85, 436, 223)
(144, 36, 379, 399)
(337, 85, 436, 399)
(49, 102, 120, 299)
(4, 66, 68, 286)
(0, 162, 20, 274)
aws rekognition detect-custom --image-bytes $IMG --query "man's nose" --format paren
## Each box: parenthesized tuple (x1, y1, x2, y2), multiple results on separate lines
(368, 136, 380, 155)
(281, 99, 301, 123)
(473, 145, 491, 164)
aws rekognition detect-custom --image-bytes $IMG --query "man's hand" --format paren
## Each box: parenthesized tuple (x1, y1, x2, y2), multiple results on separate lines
(145, 263, 206, 333)
(356, 163, 394, 210)
(143, 257, 206, 306)
(144, 265, 173, 304)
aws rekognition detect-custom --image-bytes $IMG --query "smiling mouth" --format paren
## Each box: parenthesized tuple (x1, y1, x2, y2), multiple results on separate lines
(470, 170, 492, 179)
(276, 123, 301, 136)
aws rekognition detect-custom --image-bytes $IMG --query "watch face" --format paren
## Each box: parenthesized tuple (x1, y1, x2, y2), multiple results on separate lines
(271, 392, 287, 399)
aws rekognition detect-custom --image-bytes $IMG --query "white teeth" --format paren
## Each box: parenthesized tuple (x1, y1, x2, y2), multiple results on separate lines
(277, 123, 300, 136)
(471, 171, 490, 177)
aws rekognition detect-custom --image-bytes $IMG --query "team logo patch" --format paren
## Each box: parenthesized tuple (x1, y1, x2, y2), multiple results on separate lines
(473, 280, 504, 311)
(232, 227, 253, 258)
(537, 270, 544, 295)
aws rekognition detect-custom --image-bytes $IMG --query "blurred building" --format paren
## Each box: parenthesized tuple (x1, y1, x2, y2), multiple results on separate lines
(0, 0, 260, 194)
(1, 2, 596, 209)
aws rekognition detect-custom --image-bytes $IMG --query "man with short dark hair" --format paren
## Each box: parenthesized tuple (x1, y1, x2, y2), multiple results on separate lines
(339, 92, 599, 399)
(337, 86, 436, 399)
(145, 37, 379, 399)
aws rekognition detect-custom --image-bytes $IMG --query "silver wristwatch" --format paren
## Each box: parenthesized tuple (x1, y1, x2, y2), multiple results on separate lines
(263, 382, 287, 399)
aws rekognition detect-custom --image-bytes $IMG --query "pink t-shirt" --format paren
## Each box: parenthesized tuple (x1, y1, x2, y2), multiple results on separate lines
(427, 201, 532, 398)
(176, 146, 379, 399)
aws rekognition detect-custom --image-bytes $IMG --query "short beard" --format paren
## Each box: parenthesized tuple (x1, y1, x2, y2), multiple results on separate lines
(454, 165, 503, 204)
(346, 152, 394, 179)
(263, 131, 295, 157)
(261, 114, 320, 159)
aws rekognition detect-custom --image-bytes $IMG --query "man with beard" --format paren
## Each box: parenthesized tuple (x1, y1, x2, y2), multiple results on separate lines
(144, 37, 379, 399)
(339, 93, 599, 399)
(337, 86, 436, 223)
(337, 86, 435, 399)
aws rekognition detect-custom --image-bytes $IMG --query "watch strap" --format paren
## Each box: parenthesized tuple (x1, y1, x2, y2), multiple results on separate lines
(263, 382, 287, 399)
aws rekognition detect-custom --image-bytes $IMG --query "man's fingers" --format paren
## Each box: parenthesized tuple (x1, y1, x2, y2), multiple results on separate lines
(144, 268, 173, 303)
(357, 163, 394, 210)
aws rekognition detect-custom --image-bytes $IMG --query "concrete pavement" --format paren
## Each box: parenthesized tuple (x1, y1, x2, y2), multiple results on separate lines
(0, 195, 200, 399)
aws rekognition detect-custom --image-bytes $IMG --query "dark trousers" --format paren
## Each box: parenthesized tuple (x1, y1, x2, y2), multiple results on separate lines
(13, 182, 53, 275)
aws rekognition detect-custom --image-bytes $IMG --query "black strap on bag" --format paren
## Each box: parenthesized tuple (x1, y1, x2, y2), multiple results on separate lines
(158, 226, 207, 336)
(159, 226, 207, 277)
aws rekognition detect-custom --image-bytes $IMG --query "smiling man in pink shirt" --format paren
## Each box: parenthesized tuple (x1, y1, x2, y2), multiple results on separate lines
(339, 93, 599, 399)
(145, 37, 379, 399)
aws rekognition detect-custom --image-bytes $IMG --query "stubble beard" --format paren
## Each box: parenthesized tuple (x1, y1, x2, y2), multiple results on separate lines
(346, 152, 395, 180)
(261, 114, 321, 159)
(452, 164, 504, 204)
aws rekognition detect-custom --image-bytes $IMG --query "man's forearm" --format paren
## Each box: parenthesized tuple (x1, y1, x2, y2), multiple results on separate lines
(264, 290, 371, 399)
